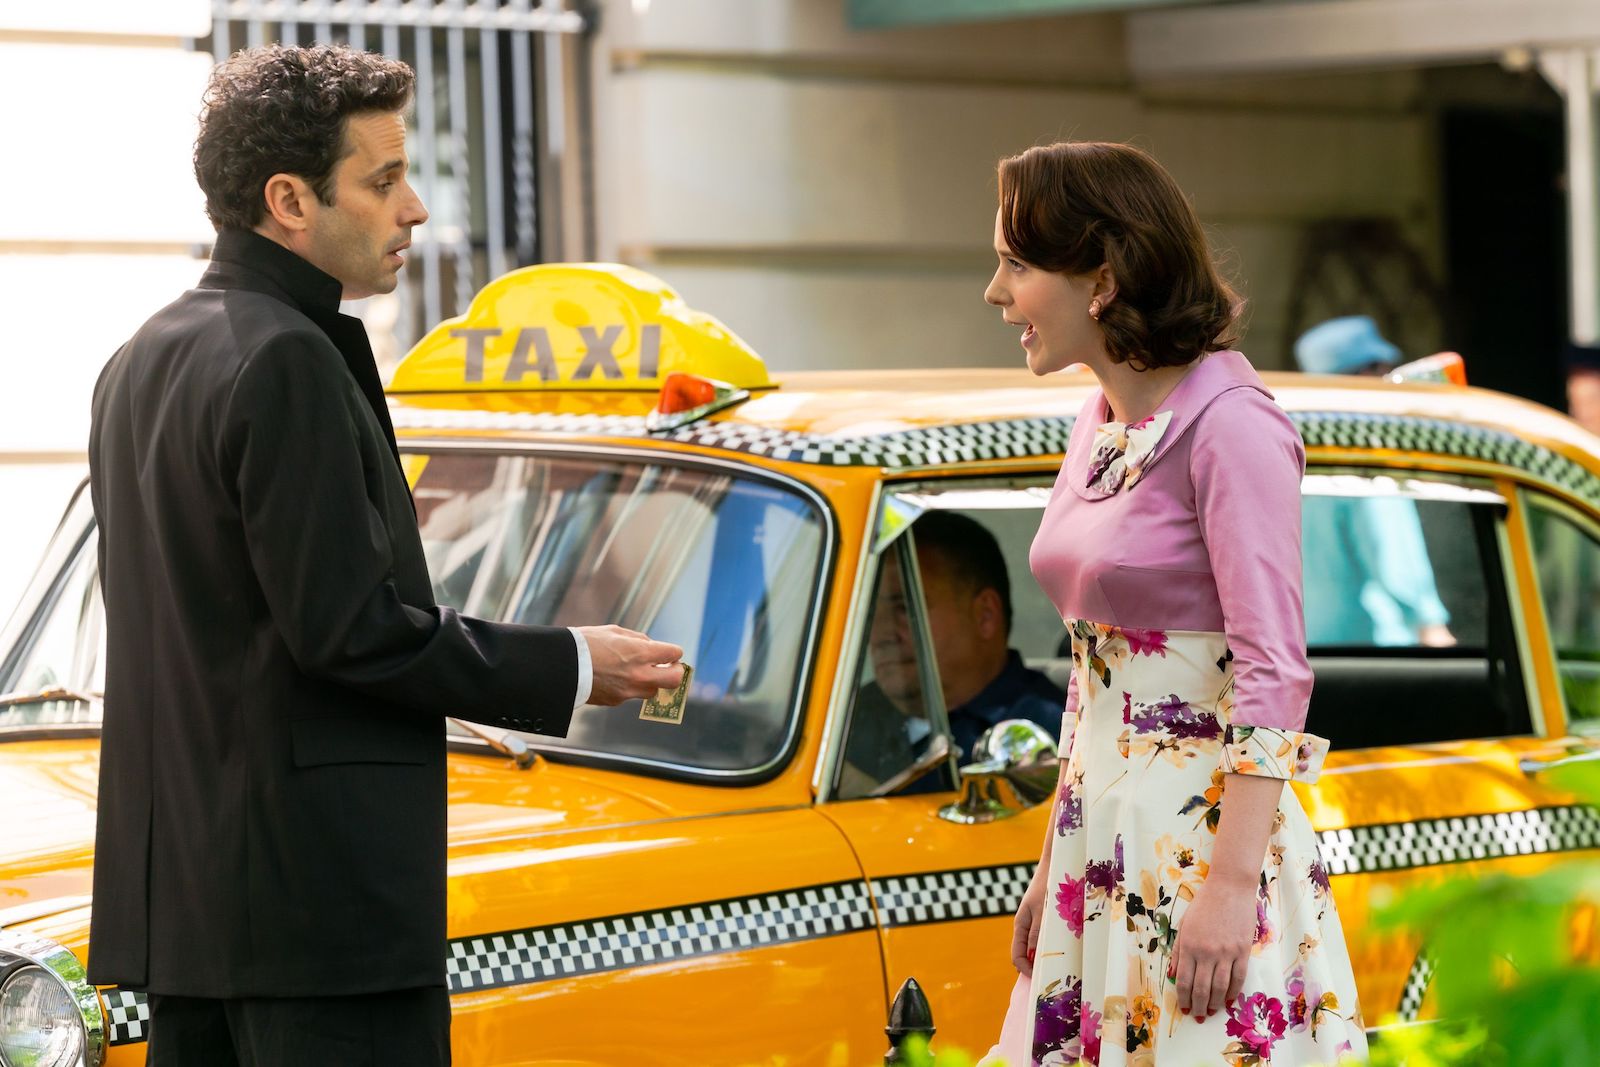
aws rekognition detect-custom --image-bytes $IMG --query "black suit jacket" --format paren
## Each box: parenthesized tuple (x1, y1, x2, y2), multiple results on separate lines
(87, 229, 578, 997)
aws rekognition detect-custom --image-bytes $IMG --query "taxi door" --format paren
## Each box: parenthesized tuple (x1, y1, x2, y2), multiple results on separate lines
(818, 466, 1600, 1050)
(816, 480, 1061, 1056)
(1290, 468, 1600, 1031)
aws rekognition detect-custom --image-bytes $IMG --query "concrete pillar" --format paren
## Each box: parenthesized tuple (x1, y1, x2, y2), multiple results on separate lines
(1540, 48, 1600, 346)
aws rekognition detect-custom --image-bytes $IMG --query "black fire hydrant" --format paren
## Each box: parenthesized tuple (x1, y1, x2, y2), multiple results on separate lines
(884, 976, 936, 1065)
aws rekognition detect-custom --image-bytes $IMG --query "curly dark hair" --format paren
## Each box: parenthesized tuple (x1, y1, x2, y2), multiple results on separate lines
(998, 142, 1241, 370)
(194, 45, 415, 232)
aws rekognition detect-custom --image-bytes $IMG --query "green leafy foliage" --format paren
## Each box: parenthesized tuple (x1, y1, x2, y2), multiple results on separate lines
(1367, 758, 1600, 1066)
(1362, 1017, 1494, 1067)
(889, 1035, 977, 1067)
(1544, 755, 1600, 806)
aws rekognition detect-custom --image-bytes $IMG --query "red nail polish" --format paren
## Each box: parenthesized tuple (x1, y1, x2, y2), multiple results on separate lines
(1027, 948, 1036, 963)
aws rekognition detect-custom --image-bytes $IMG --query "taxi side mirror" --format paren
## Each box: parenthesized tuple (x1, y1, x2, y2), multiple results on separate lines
(937, 719, 1059, 825)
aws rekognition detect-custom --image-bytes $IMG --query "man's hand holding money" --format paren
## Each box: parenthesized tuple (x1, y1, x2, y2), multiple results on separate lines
(577, 625, 685, 706)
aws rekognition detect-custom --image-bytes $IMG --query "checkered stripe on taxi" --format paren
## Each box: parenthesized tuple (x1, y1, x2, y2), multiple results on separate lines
(870, 863, 1035, 927)
(101, 988, 149, 1046)
(446, 880, 873, 993)
(388, 406, 1075, 467)
(678, 418, 1074, 467)
(1295, 410, 1600, 510)
(390, 408, 648, 437)
(1315, 804, 1600, 876)
(1396, 950, 1436, 1023)
(97, 806, 1600, 1044)
(390, 406, 1600, 497)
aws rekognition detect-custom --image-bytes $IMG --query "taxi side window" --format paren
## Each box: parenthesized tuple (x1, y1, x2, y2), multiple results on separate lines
(836, 488, 1069, 800)
(1300, 472, 1530, 748)
(411, 450, 826, 776)
(1525, 496, 1600, 730)
(0, 527, 104, 727)
(838, 545, 946, 799)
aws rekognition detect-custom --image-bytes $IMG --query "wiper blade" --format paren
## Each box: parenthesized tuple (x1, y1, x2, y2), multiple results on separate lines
(448, 718, 537, 770)
(0, 693, 535, 764)
(0, 694, 537, 765)
(0, 687, 103, 710)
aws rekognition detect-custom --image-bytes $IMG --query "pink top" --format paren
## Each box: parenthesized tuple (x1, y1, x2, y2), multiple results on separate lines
(1029, 350, 1314, 733)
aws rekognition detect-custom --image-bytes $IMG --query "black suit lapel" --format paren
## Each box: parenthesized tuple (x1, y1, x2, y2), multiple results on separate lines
(323, 313, 415, 513)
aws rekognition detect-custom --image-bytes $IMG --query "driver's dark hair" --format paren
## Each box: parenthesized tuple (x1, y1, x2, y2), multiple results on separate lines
(913, 512, 1013, 637)
(194, 44, 414, 231)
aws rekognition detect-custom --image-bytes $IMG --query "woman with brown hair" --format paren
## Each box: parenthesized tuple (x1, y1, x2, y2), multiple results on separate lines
(982, 142, 1366, 1066)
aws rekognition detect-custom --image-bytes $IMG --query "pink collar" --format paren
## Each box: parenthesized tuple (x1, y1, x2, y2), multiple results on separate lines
(1067, 351, 1272, 501)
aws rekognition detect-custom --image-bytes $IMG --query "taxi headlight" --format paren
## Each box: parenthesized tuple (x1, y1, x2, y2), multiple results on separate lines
(0, 968, 83, 1067)
(0, 933, 102, 1067)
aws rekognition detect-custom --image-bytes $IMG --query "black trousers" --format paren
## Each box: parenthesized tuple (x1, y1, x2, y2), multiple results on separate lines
(146, 987, 451, 1067)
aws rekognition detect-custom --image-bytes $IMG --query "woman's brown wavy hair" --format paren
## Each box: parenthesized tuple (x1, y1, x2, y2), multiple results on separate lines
(998, 142, 1241, 370)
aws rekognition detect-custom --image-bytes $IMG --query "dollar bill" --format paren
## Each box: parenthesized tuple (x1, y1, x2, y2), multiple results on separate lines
(640, 663, 692, 725)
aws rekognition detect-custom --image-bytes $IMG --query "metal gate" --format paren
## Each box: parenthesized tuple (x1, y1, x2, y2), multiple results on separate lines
(199, 0, 590, 359)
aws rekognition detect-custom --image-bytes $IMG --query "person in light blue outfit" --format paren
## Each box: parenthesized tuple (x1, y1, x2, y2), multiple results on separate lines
(1296, 317, 1457, 647)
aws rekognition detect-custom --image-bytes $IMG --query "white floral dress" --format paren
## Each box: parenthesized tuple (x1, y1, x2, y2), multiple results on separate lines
(994, 353, 1368, 1066)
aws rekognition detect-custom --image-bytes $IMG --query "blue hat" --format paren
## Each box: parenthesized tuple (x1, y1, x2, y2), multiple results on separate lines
(1294, 316, 1402, 375)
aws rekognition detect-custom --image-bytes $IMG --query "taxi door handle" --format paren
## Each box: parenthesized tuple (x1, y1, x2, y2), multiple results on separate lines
(1519, 749, 1600, 776)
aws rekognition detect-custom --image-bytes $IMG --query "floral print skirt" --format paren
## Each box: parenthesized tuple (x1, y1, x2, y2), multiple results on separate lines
(1017, 622, 1366, 1066)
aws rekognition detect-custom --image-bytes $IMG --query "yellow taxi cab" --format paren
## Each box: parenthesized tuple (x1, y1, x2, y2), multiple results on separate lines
(2, 263, 1599, 1066)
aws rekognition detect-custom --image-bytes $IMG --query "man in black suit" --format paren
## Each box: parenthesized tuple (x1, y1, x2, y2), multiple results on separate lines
(87, 45, 682, 1066)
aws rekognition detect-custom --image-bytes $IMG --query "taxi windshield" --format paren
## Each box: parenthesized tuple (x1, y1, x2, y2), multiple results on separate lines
(413, 449, 828, 778)
(0, 454, 829, 778)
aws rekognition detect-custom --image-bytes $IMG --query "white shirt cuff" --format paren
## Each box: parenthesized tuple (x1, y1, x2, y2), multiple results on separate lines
(568, 627, 593, 711)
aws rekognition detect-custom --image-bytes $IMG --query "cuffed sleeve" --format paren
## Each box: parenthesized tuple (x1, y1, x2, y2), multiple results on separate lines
(1220, 724, 1329, 783)
(568, 627, 593, 711)
(222, 332, 579, 737)
(1190, 388, 1318, 773)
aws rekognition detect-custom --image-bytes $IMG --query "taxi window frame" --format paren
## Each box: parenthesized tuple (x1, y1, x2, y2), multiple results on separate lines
(817, 472, 1058, 804)
(0, 450, 840, 780)
(0, 482, 97, 703)
(1513, 486, 1600, 738)
(401, 438, 840, 786)
(825, 528, 954, 800)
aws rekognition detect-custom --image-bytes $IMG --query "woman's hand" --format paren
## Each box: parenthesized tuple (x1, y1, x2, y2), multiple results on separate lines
(1169, 871, 1257, 1021)
(1011, 873, 1048, 978)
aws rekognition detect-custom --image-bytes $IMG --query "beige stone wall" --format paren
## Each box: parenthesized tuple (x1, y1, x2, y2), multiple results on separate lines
(0, 1, 212, 609)
(588, 0, 1436, 373)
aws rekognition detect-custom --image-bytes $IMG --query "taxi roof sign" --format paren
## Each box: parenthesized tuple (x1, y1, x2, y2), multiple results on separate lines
(386, 263, 773, 394)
